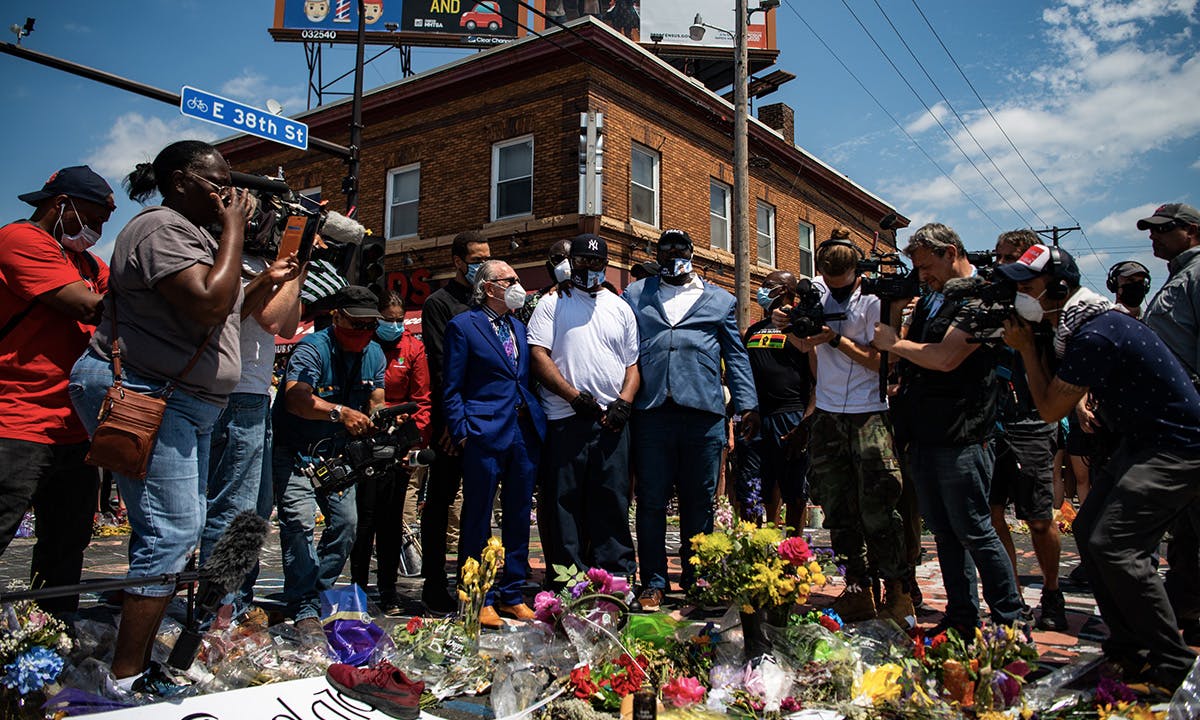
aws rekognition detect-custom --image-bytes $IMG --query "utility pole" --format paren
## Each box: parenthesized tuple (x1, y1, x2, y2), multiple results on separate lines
(346, 0, 366, 216)
(732, 0, 751, 333)
(1034, 225, 1081, 248)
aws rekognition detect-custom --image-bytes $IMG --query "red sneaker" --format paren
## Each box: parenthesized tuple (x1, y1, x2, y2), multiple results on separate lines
(326, 661, 424, 719)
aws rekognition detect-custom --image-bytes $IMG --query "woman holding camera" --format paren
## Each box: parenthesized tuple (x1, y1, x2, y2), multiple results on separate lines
(349, 290, 431, 615)
(69, 140, 298, 694)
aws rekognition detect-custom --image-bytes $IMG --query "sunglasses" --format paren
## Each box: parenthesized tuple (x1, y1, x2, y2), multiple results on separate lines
(1149, 220, 1182, 233)
(489, 277, 520, 287)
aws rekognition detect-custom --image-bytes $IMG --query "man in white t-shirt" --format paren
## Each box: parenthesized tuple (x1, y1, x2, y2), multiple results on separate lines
(527, 234, 640, 584)
(775, 232, 912, 626)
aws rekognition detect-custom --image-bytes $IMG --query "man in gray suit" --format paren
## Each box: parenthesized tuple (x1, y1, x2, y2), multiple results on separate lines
(623, 229, 759, 611)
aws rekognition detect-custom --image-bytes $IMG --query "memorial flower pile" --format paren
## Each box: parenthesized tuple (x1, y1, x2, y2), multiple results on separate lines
(0, 597, 72, 712)
(689, 519, 831, 612)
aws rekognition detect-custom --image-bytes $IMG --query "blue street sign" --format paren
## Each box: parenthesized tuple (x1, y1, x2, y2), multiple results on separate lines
(180, 85, 308, 151)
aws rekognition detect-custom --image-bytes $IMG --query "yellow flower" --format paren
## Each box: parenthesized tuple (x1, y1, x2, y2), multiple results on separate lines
(482, 536, 505, 568)
(853, 663, 903, 705)
(458, 589, 470, 602)
(751, 526, 783, 548)
(741, 604, 754, 614)
(812, 573, 827, 586)
(807, 561, 822, 574)
(798, 583, 810, 597)
(460, 557, 480, 587)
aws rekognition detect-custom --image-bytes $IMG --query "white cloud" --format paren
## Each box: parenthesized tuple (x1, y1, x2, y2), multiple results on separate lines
(1091, 203, 1161, 237)
(1192, 157, 1200, 169)
(219, 70, 305, 116)
(84, 112, 219, 181)
(904, 103, 949, 135)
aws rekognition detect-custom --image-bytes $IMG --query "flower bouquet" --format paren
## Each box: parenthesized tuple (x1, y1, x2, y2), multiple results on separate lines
(534, 565, 630, 663)
(0, 597, 72, 719)
(457, 536, 504, 651)
(921, 623, 1037, 711)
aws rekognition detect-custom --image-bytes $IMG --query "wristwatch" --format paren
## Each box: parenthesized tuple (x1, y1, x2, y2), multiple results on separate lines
(829, 333, 843, 348)
(329, 405, 343, 422)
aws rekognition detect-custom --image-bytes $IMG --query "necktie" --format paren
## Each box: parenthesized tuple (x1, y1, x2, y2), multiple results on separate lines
(494, 317, 517, 368)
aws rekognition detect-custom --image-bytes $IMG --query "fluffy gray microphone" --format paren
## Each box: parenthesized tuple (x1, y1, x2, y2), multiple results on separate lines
(942, 275, 990, 300)
(320, 210, 365, 246)
(168, 511, 269, 669)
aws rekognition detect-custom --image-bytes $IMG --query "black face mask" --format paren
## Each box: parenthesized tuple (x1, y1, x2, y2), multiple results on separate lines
(1118, 283, 1148, 307)
(829, 283, 855, 303)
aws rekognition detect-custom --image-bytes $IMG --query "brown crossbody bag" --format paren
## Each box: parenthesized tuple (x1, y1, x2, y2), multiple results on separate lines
(85, 296, 216, 480)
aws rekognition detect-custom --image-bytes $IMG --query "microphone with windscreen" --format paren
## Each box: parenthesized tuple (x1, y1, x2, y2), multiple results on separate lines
(167, 511, 270, 670)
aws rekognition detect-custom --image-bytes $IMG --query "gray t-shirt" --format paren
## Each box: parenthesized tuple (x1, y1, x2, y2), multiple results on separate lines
(90, 206, 243, 404)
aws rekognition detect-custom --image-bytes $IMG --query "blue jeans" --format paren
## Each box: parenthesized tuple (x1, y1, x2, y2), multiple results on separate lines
(631, 404, 726, 591)
(273, 444, 358, 621)
(202, 392, 272, 611)
(69, 350, 222, 597)
(909, 441, 1022, 626)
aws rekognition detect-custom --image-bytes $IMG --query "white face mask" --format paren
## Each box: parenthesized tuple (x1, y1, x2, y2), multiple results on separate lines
(503, 282, 526, 311)
(57, 200, 101, 252)
(1014, 290, 1045, 323)
(552, 258, 572, 283)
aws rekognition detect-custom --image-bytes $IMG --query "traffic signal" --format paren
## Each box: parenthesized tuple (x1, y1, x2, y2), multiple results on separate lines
(359, 235, 387, 299)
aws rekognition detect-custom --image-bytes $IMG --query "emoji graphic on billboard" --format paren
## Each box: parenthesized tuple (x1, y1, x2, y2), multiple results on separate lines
(334, 0, 352, 22)
(364, 0, 383, 23)
(305, 0, 330, 22)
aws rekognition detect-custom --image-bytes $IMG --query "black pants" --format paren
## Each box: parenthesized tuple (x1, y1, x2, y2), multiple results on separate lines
(421, 423, 463, 590)
(0, 439, 98, 614)
(350, 466, 410, 602)
(1165, 504, 1200, 630)
(1073, 443, 1200, 683)
(540, 415, 636, 583)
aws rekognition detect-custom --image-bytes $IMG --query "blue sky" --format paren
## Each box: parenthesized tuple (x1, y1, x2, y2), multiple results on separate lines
(1, 0, 1196, 295)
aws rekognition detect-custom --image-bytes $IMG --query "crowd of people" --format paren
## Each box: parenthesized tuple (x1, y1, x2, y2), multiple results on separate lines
(0, 138, 1198, 696)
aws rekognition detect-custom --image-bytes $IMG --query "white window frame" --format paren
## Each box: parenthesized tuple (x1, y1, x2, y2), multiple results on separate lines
(491, 135, 534, 221)
(384, 164, 420, 239)
(798, 220, 815, 278)
(630, 144, 660, 227)
(756, 200, 776, 266)
(710, 179, 731, 252)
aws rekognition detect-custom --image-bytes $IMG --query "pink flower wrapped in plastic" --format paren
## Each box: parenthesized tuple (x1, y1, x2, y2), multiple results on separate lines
(533, 591, 563, 622)
(586, 567, 629, 596)
(662, 676, 706, 707)
(777, 536, 813, 566)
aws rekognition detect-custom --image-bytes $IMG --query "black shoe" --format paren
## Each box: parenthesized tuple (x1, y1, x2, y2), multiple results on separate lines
(1036, 589, 1068, 631)
(421, 584, 456, 616)
(1019, 604, 1035, 624)
(1060, 565, 1091, 592)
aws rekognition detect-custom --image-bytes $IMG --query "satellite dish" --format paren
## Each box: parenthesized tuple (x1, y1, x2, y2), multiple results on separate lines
(266, 99, 284, 116)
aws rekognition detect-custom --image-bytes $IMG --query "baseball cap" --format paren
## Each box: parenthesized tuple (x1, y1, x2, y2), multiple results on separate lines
(995, 243, 1081, 286)
(658, 229, 693, 247)
(329, 285, 383, 318)
(570, 233, 608, 260)
(1136, 203, 1200, 231)
(1114, 260, 1150, 278)
(18, 165, 115, 208)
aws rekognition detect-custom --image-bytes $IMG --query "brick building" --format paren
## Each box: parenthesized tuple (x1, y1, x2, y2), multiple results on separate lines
(218, 17, 907, 311)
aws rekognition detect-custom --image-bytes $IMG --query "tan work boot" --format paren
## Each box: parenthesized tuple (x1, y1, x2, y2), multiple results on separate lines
(876, 579, 916, 628)
(831, 582, 876, 622)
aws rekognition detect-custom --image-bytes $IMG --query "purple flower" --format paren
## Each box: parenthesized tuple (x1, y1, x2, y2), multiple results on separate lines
(586, 567, 614, 593)
(533, 591, 563, 622)
(1095, 677, 1138, 705)
(570, 581, 590, 599)
(992, 670, 1021, 707)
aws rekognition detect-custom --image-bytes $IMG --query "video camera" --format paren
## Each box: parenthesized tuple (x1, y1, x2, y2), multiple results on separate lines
(301, 402, 425, 494)
(786, 278, 846, 338)
(228, 171, 363, 268)
(942, 276, 1018, 340)
(857, 253, 921, 302)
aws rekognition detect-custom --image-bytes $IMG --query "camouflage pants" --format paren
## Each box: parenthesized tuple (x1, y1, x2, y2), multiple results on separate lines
(808, 410, 907, 581)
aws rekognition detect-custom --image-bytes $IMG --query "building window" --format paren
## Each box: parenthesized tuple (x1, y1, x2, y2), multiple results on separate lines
(799, 220, 815, 277)
(385, 165, 419, 238)
(710, 179, 731, 252)
(630, 144, 659, 226)
(756, 201, 776, 266)
(492, 136, 534, 220)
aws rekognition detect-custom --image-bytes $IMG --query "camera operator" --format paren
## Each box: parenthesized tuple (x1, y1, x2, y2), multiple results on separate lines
(873, 222, 1023, 634)
(350, 290, 431, 617)
(986, 229, 1068, 631)
(774, 235, 912, 625)
(0, 166, 114, 615)
(272, 285, 387, 639)
(1001, 243, 1200, 690)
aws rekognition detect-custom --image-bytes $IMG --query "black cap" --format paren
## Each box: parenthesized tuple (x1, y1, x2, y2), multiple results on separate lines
(658, 229, 692, 247)
(19, 165, 115, 208)
(329, 285, 383, 318)
(631, 260, 660, 280)
(570, 233, 608, 260)
(1137, 203, 1200, 230)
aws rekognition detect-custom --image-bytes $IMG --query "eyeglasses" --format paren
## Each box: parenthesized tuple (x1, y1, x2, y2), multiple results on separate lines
(489, 277, 520, 287)
(187, 172, 232, 199)
(570, 255, 607, 270)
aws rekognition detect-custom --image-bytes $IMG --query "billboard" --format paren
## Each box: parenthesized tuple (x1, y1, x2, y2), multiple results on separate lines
(529, 1, 774, 50)
(273, 0, 522, 44)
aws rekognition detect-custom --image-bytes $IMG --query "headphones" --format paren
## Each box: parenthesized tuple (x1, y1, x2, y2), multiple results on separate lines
(816, 237, 865, 274)
(1106, 260, 1151, 294)
(1040, 246, 1072, 300)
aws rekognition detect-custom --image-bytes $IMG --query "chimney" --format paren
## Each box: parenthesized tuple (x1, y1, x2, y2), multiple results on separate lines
(758, 103, 794, 145)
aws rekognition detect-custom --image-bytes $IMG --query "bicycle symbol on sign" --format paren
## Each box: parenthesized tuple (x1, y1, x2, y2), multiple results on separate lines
(186, 96, 208, 113)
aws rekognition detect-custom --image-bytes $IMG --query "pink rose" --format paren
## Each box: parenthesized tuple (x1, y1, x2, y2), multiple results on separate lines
(778, 537, 813, 565)
(662, 676, 706, 707)
(533, 591, 563, 622)
(586, 567, 614, 593)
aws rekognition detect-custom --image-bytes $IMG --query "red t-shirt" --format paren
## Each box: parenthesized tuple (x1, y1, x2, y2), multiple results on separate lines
(382, 332, 432, 446)
(0, 221, 109, 443)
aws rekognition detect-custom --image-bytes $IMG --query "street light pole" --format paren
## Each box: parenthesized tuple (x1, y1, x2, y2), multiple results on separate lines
(347, 0, 366, 215)
(732, 0, 751, 332)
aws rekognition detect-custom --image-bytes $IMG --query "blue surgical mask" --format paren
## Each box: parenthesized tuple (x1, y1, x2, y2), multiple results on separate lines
(376, 320, 405, 342)
(660, 258, 693, 278)
(465, 262, 483, 284)
(756, 286, 776, 311)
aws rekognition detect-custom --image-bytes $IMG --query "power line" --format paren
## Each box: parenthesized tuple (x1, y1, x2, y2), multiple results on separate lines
(833, 0, 1032, 227)
(779, 0, 1003, 230)
(866, 0, 1047, 227)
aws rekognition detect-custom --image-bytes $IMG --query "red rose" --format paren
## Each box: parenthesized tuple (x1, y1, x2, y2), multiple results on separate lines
(570, 666, 600, 699)
(406, 617, 424, 634)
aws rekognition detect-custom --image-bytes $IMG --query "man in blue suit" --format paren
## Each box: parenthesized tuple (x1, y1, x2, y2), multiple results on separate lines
(624, 229, 759, 611)
(443, 259, 547, 628)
